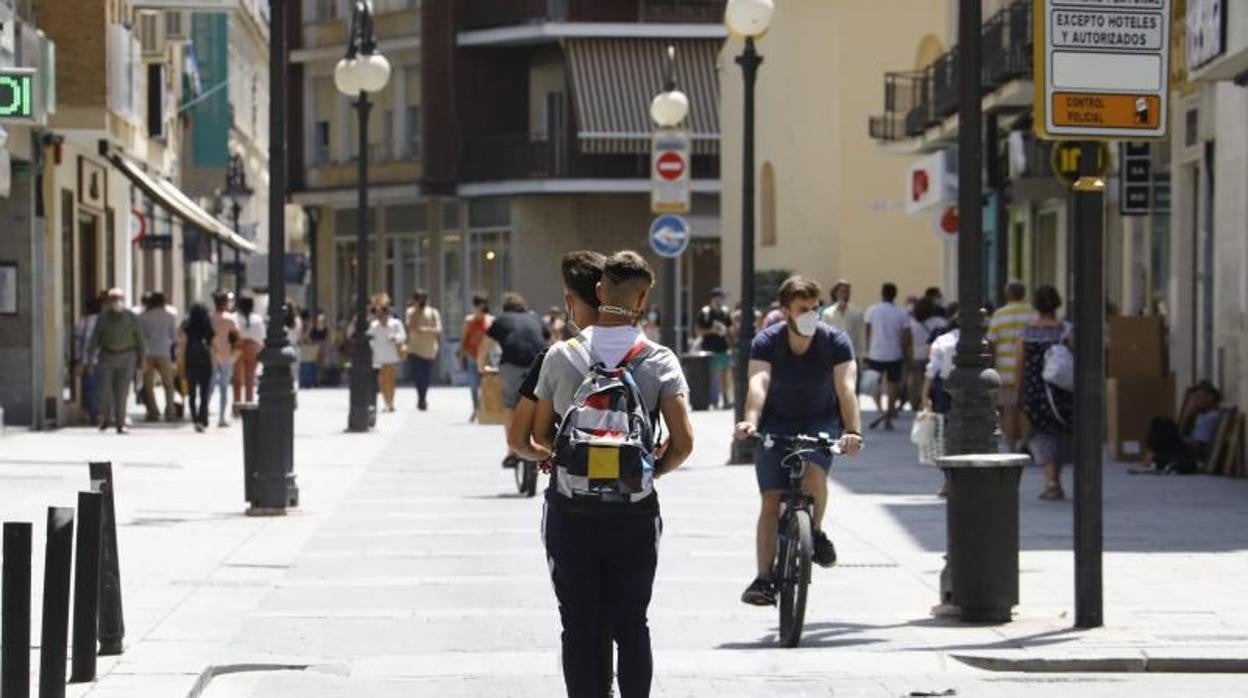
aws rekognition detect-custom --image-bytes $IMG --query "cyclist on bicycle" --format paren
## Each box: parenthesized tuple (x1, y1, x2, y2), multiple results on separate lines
(734, 276, 863, 606)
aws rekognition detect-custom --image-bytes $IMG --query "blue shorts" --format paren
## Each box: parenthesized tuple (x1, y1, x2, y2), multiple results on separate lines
(754, 417, 841, 492)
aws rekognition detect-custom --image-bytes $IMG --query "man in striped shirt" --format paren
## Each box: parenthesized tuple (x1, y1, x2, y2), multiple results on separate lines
(987, 281, 1036, 452)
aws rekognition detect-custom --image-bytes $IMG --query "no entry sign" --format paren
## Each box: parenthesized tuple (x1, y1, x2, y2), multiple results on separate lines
(651, 129, 691, 214)
(1035, 0, 1172, 140)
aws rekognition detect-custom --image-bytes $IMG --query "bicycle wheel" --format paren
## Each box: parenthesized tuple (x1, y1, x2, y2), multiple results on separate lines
(515, 459, 538, 497)
(777, 509, 812, 648)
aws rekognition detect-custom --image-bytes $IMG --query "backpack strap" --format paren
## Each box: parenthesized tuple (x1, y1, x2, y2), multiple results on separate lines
(564, 334, 601, 375)
(618, 335, 653, 369)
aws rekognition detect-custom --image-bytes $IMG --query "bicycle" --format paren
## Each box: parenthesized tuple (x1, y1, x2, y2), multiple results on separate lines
(751, 432, 844, 648)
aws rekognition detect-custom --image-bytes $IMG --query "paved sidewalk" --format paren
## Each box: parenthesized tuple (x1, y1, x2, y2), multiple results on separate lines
(2, 388, 1246, 696)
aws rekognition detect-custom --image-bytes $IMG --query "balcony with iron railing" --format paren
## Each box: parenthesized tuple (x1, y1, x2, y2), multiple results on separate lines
(459, 0, 726, 31)
(869, 0, 1033, 144)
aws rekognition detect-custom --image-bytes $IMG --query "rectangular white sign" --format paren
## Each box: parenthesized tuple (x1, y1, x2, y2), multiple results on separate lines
(1036, 0, 1172, 140)
(129, 0, 239, 9)
(651, 130, 691, 215)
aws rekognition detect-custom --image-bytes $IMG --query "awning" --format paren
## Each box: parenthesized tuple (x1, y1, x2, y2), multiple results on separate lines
(105, 148, 256, 253)
(564, 38, 720, 155)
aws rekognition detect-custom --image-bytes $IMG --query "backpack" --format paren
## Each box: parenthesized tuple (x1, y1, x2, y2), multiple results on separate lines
(1042, 343, 1075, 392)
(551, 334, 658, 505)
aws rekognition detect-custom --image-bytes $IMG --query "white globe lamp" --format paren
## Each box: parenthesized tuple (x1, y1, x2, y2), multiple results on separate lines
(355, 52, 392, 93)
(650, 89, 690, 128)
(724, 0, 774, 38)
(334, 57, 361, 96)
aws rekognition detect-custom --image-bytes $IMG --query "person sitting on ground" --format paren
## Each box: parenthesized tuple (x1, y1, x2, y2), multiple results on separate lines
(1143, 381, 1223, 474)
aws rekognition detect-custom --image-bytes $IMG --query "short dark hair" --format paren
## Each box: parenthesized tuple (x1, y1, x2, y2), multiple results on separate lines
(236, 296, 255, 315)
(1033, 285, 1062, 315)
(1005, 280, 1027, 302)
(472, 293, 489, 310)
(412, 289, 429, 305)
(561, 250, 605, 309)
(212, 292, 230, 311)
(830, 280, 850, 299)
(882, 283, 898, 302)
(913, 296, 936, 323)
(924, 286, 942, 299)
(777, 275, 821, 307)
(501, 292, 528, 313)
(600, 251, 654, 306)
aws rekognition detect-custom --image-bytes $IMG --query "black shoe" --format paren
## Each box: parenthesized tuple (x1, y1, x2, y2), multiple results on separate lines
(740, 577, 776, 606)
(418, 399, 428, 411)
(812, 530, 837, 568)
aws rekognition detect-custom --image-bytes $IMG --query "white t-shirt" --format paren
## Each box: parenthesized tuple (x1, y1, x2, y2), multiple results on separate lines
(236, 313, 266, 345)
(579, 325, 642, 368)
(368, 317, 407, 367)
(864, 302, 909, 362)
(909, 316, 948, 362)
(925, 328, 959, 380)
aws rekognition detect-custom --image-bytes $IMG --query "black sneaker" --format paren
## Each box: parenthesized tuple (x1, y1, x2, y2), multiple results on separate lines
(812, 530, 837, 568)
(740, 577, 776, 606)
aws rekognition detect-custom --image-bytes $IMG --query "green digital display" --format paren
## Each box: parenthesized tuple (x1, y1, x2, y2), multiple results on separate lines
(0, 70, 35, 121)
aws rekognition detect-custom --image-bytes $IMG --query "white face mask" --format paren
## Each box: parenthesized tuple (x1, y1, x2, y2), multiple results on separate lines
(793, 310, 819, 337)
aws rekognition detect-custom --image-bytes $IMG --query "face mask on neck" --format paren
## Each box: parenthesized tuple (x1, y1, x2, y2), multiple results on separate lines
(792, 310, 819, 337)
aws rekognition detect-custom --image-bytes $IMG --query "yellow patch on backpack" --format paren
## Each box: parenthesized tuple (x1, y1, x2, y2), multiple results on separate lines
(587, 446, 621, 479)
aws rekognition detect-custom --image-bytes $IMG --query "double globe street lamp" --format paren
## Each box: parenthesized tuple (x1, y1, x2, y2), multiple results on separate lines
(724, 0, 773, 463)
(335, 0, 391, 433)
(650, 45, 690, 352)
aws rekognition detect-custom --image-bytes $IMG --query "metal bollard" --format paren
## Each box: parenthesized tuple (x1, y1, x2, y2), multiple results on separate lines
(239, 405, 260, 506)
(69, 492, 104, 683)
(39, 507, 74, 698)
(89, 462, 125, 656)
(2, 522, 33, 698)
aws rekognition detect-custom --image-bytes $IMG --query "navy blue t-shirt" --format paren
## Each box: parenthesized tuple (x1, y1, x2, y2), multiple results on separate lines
(750, 321, 855, 427)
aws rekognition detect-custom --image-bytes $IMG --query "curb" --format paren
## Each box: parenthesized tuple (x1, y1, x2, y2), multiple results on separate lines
(953, 654, 1248, 674)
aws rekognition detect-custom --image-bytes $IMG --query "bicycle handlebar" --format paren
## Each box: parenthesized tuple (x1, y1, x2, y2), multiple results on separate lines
(750, 432, 845, 456)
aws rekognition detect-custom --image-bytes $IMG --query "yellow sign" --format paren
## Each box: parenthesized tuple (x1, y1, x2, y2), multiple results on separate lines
(1051, 142, 1109, 188)
(1035, 0, 1172, 140)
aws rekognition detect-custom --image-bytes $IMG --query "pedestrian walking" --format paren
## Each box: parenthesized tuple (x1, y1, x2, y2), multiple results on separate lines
(695, 288, 734, 409)
(920, 303, 959, 416)
(210, 292, 240, 426)
(821, 280, 865, 359)
(459, 294, 492, 421)
(864, 282, 909, 430)
(298, 309, 319, 388)
(906, 296, 947, 413)
(530, 251, 694, 698)
(1016, 285, 1073, 500)
(283, 302, 302, 403)
(88, 288, 146, 434)
(368, 303, 407, 412)
(405, 290, 442, 411)
(232, 296, 265, 410)
(139, 291, 180, 421)
(179, 303, 214, 432)
(478, 292, 548, 467)
(74, 292, 105, 424)
(987, 280, 1038, 452)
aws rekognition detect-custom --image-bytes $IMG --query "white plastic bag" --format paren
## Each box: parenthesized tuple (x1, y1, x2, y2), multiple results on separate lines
(911, 411, 937, 446)
(914, 412, 946, 466)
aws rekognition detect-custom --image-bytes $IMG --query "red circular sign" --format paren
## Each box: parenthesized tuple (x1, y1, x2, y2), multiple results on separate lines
(656, 151, 687, 181)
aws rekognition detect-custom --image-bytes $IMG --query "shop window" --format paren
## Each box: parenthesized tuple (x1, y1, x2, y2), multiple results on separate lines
(760, 162, 777, 247)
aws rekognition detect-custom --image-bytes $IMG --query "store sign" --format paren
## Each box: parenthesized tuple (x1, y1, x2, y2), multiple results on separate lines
(0, 68, 35, 123)
(140, 235, 174, 251)
(1035, 0, 1172, 140)
(1120, 142, 1151, 215)
(905, 150, 954, 215)
(1051, 141, 1110, 188)
(651, 130, 691, 214)
(129, 0, 239, 8)
(1187, 0, 1226, 71)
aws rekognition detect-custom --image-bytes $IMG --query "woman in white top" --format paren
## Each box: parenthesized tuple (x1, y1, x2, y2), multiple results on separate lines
(906, 297, 948, 413)
(232, 296, 266, 409)
(368, 304, 407, 412)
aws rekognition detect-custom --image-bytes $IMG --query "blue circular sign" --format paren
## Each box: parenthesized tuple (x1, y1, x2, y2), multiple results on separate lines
(649, 215, 690, 258)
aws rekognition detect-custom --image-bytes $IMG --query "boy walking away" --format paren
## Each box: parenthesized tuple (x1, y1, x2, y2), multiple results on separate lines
(987, 280, 1037, 452)
(864, 282, 909, 430)
(532, 251, 695, 698)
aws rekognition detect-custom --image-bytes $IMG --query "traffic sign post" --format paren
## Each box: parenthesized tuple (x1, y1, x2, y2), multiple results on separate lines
(651, 129, 691, 214)
(648, 214, 690, 259)
(1035, 0, 1172, 140)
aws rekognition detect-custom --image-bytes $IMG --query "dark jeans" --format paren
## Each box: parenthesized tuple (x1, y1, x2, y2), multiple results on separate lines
(187, 365, 212, 427)
(543, 501, 661, 698)
(1146, 417, 1200, 473)
(409, 355, 434, 402)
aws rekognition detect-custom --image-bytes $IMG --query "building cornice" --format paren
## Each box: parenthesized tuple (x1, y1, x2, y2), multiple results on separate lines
(457, 23, 727, 48)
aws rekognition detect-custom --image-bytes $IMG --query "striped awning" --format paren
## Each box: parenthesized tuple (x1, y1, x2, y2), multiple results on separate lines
(565, 38, 720, 156)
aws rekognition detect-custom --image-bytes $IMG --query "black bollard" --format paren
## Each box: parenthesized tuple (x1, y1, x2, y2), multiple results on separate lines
(39, 507, 74, 698)
(69, 492, 103, 683)
(2, 522, 33, 698)
(89, 462, 125, 656)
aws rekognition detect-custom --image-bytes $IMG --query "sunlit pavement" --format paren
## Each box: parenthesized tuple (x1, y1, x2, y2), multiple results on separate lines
(1, 387, 1245, 696)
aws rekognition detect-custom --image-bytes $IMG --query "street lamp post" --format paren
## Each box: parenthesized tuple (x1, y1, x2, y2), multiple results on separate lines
(943, 0, 1000, 457)
(252, 0, 297, 514)
(725, 0, 772, 464)
(650, 45, 690, 352)
(336, 1, 391, 433)
(224, 153, 253, 294)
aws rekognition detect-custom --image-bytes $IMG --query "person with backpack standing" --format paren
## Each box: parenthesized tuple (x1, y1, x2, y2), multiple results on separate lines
(1016, 285, 1073, 500)
(530, 251, 695, 698)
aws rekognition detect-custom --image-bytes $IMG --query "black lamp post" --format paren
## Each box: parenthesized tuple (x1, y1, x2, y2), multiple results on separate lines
(251, 0, 297, 513)
(336, 1, 391, 433)
(725, 0, 772, 464)
(224, 153, 253, 294)
(943, 0, 1000, 457)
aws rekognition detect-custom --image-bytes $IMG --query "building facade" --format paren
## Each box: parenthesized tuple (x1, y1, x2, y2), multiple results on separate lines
(719, 0, 951, 316)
